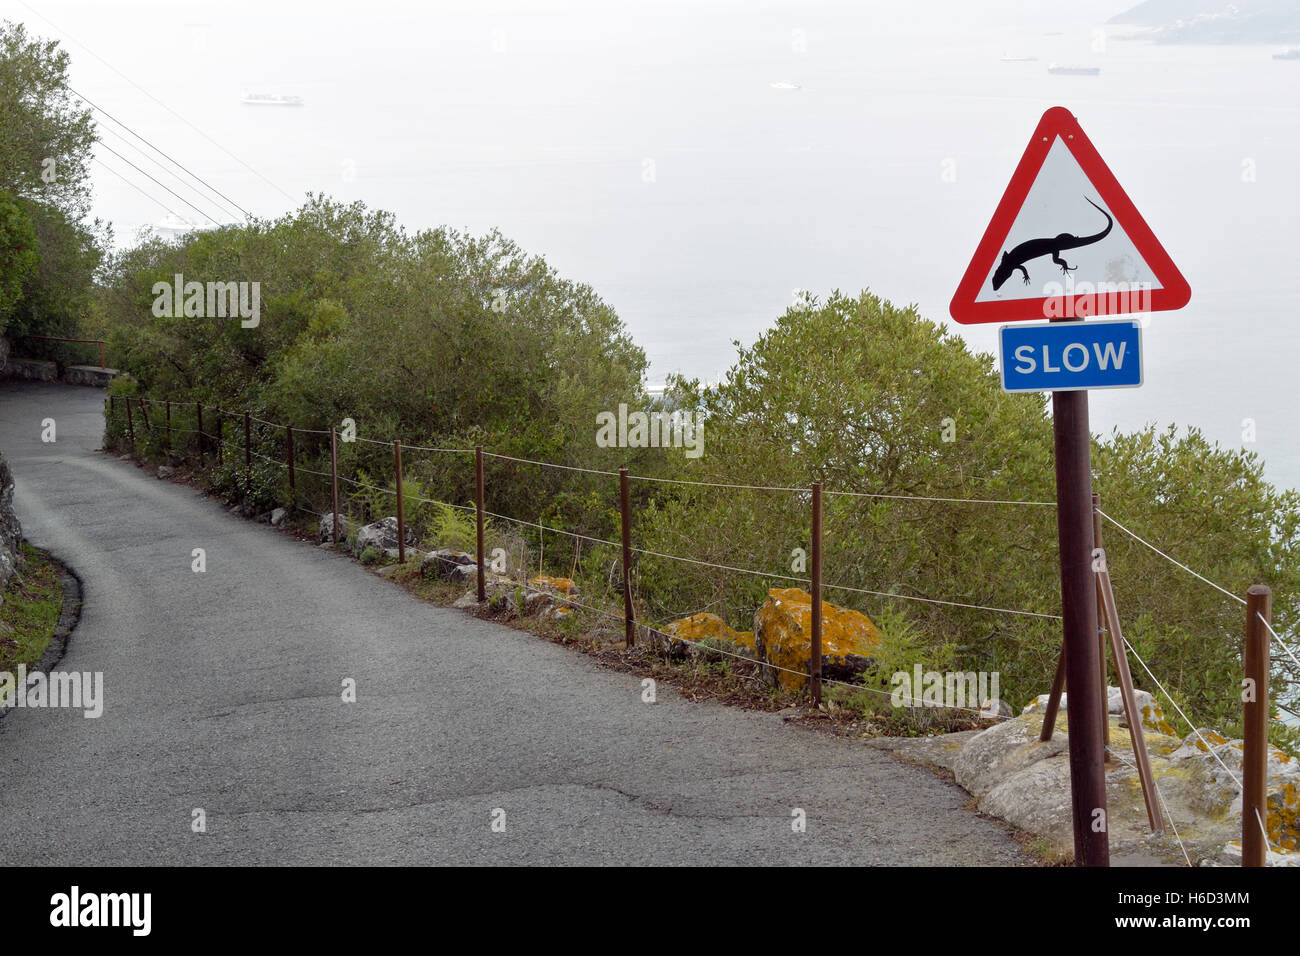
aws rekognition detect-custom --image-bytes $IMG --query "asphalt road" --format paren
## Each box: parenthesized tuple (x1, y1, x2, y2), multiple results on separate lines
(0, 381, 1026, 865)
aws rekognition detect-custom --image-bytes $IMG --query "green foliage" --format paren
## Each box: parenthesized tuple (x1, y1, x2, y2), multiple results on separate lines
(0, 22, 106, 345)
(0, 21, 95, 219)
(429, 502, 481, 553)
(94, 206, 1300, 744)
(0, 189, 37, 331)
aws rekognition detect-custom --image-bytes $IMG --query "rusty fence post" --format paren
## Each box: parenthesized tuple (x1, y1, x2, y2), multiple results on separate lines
(244, 411, 252, 503)
(215, 413, 222, 464)
(1093, 492, 1110, 757)
(285, 425, 295, 507)
(165, 401, 171, 451)
(1243, 584, 1272, 867)
(620, 467, 634, 647)
(394, 439, 406, 564)
(475, 446, 486, 602)
(126, 396, 135, 450)
(810, 481, 823, 706)
(98, 340, 106, 370)
(196, 403, 205, 466)
(330, 428, 341, 546)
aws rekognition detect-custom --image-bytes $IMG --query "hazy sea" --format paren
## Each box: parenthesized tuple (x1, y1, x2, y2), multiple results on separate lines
(29, 0, 1300, 490)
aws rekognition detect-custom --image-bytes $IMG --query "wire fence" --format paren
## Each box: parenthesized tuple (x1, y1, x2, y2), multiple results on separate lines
(101, 392, 1295, 865)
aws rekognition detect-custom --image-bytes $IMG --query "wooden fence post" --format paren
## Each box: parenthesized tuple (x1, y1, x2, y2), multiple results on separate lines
(811, 481, 823, 706)
(394, 439, 406, 564)
(620, 468, 634, 647)
(1243, 584, 1272, 867)
(475, 446, 486, 602)
(285, 425, 295, 507)
(330, 427, 341, 545)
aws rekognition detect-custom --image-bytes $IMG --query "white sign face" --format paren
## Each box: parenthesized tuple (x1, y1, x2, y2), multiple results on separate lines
(973, 138, 1164, 305)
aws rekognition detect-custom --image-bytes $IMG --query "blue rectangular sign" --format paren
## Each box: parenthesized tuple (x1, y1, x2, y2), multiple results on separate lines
(999, 319, 1143, 393)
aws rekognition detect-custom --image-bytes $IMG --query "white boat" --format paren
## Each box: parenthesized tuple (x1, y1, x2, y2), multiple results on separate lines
(1000, 54, 1038, 62)
(769, 81, 801, 90)
(241, 91, 304, 106)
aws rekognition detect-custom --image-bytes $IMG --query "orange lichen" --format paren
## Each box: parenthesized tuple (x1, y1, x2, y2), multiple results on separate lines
(754, 588, 882, 691)
(529, 575, 577, 595)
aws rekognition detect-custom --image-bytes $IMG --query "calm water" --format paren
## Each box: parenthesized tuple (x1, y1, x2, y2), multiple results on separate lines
(40, 0, 1300, 489)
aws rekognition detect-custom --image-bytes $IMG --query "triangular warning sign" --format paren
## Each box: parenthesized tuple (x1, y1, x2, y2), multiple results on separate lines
(950, 107, 1190, 324)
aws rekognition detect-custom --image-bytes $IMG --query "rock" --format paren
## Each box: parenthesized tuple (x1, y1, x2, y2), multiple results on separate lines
(658, 612, 755, 661)
(318, 513, 352, 544)
(0, 449, 22, 613)
(981, 697, 1013, 718)
(1021, 685, 1175, 735)
(523, 590, 552, 615)
(421, 548, 475, 579)
(451, 563, 478, 583)
(953, 714, 1070, 799)
(270, 507, 287, 527)
(354, 516, 415, 558)
(452, 591, 481, 609)
(529, 574, 578, 596)
(752, 587, 881, 691)
(950, 704, 1300, 864)
(156, 465, 175, 480)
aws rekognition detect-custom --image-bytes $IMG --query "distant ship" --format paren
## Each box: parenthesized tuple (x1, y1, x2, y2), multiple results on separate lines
(1000, 54, 1038, 62)
(241, 91, 304, 106)
(1047, 63, 1101, 76)
(1273, 48, 1300, 60)
(769, 81, 801, 90)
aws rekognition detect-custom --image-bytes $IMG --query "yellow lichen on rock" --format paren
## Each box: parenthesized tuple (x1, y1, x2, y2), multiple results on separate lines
(529, 574, 577, 595)
(660, 613, 754, 658)
(753, 587, 882, 691)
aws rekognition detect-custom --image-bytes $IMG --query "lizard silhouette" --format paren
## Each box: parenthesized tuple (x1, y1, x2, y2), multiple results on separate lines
(990, 197, 1113, 291)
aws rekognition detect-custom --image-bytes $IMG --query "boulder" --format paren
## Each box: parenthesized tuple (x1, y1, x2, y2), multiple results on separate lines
(354, 516, 415, 558)
(270, 507, 287, 527)
(318, 513, 352, 544)
(951, 707, 1300, 864)
(1021, 685, 1176, 735)
(0, 449, 22, 611)
(421, 548, 476, 579)
(752, 587, 882, 691)
(658, 612, 755, 661)
(156, 465, 175, 480)
(529, 574, 578, 596)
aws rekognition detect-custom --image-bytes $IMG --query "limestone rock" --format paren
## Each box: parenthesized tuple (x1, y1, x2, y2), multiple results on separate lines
(529, 574, 578, 596)
(1021, 685, 1175, 735)
(0, 449, 22, 611)
(752, 587, 881, 691)
(658, 612, 755, 661)
(318, 513, 351, 544)
(421, 548, 475, 579)
(354, 516, 415, 558)
(270, 507, 287, 527)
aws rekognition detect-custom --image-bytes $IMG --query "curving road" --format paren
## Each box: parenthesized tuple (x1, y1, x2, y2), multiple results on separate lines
(0, 381, 1026, 865)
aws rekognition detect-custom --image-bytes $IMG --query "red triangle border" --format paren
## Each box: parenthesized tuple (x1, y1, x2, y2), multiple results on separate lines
(949, 106, 1191, 325)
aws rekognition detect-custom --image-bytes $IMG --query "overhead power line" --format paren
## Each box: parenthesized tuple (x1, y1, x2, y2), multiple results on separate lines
(15, 0, 297, 204)
(70, 86, 251, 221)
(94, 140, 224, 226)
(91, 156, 187, 222)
